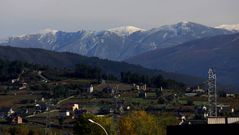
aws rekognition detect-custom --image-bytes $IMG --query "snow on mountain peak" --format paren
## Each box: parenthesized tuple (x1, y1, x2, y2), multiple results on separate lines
(179, 21, 190, 24)
(108, 26, 145, 36)
(176, 21, 201, 27)
(215, 24, 239, 31)
(39, 28, 59, 35)
(154, 21, 195, 32)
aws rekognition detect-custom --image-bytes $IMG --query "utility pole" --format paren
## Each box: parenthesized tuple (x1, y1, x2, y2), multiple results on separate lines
(113, 85, 120, 135)
(45, 98, 52, 135)
(208, 68, 217, 117)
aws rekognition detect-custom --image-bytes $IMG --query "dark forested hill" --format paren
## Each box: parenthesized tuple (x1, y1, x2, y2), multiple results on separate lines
(0, 46, 202, 85)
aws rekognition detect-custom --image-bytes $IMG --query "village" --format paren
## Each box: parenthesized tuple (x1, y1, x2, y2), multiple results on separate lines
(0, 68, 239, 134)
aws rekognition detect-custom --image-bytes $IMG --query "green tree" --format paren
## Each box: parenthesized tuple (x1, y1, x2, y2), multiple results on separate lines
(73, 114, 115, 135)
(119, 111, 161, 135)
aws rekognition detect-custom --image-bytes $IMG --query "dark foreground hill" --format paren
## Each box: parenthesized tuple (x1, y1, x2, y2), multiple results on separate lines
(0, 46, 202, 85)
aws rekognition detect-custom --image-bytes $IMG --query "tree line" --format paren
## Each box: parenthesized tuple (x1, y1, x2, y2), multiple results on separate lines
(74, 111, 178, 135)
(0, 59, 185, 90)
(121, 71, 185, 90)
(0, 59, 39, 81)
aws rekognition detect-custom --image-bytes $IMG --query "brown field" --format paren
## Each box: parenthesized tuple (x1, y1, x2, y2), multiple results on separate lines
(0, 90, 39, 107)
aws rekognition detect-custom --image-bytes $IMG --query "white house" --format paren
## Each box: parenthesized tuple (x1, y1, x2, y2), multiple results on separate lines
(60, 110, 70, 117)
(88, 84, 94, 93)
(72, 104, 79, 111)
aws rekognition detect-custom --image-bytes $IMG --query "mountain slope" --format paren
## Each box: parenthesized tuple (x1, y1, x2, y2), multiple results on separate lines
(3, 22, 233, 61)
(0, 46, 203, 85)
(126, 33, 239, 87)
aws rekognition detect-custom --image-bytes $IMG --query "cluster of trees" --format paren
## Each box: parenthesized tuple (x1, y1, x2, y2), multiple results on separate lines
(0, 59, 50, 83)
(0, 59, 118, 83)
(74, 111, 178, 135)
(74, 113, 115, 135)
(0, 60, 26, 81)
(119, 111, 161, 135)
(74, 64, 118, 81)
(121, 72, 185, 90)
(73, 64, 102, 79)
(0, 59, 185, 92)
(121, 72, 150, 84)
(119, 111, 178, 135)
(64, 64, 117, 81)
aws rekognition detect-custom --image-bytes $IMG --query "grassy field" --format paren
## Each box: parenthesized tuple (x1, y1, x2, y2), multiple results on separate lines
(0, 91, 39, 107)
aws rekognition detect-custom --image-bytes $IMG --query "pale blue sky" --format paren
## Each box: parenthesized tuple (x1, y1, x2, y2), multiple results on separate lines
(0, 0, 238, 37)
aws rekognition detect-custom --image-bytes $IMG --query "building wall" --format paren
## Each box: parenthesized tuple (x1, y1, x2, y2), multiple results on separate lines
(208, 117, 225, 124)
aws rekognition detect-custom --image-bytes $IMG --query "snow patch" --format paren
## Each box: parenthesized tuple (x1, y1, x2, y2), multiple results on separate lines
(215, 24, 239, 31)
(39, 28, 59, 35)
(108, 26, 145, 36)
(163, 33, 168, 39)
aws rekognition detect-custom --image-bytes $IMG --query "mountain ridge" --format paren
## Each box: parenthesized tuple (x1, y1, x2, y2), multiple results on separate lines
(2, 22, 234, 61)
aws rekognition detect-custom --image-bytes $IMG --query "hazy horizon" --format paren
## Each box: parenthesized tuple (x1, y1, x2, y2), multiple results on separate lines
(1, 0, 239, 37)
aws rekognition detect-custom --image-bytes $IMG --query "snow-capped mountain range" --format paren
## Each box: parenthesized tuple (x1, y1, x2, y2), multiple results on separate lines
(2, 22, 236, 61)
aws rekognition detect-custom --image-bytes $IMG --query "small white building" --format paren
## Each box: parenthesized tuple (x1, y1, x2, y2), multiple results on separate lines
(8, 108, 15, 116)
(136, 85, 140, 90)
(72, 104, 79, 111)
(226, 93, 235, 98)
(88, 84, 94, 93)
(160, 86, 163, 91)
(134, 84, 147, 91)
(141, 84, 147, 91)
(60, 110, 70, 117)
(11, 79, 19, 84)
(11, 116, 23, 124)
(185, 93, 197, 97)
(208, 117, 239, 124)
(195, 86, 205, 93)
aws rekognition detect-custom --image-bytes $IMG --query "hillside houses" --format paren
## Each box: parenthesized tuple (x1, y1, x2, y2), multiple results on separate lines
(133, 83, 147, 91)
(185, 86, 206, 97)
